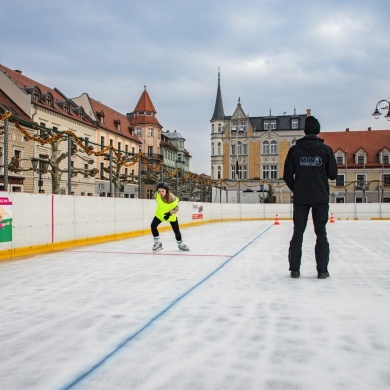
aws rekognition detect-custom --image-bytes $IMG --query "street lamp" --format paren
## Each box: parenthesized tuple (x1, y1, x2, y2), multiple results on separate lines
(31, 157, 49, 193)
(372, 99, 390, 120)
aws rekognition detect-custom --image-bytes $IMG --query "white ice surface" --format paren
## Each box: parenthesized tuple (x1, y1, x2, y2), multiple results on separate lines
(0, 220, 389, 390)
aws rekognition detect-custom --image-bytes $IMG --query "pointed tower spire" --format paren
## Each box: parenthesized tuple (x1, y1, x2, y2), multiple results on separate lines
(211, 69, 225, 121)
(134, 86, 157, 113)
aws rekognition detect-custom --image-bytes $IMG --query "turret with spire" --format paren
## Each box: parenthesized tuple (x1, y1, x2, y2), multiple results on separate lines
(211, 69, 225, 121)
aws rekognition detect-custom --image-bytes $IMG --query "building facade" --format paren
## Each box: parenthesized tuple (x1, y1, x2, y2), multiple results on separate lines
(210, 72, 306, 203)
(321, 129, 390, 203)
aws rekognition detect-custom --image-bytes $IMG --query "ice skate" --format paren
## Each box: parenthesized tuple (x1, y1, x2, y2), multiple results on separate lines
(152, 239, 163, 252)
(177, 240, 190, 251)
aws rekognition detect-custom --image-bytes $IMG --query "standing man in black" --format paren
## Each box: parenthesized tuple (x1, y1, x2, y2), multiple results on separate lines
(283, 114, 338, 279)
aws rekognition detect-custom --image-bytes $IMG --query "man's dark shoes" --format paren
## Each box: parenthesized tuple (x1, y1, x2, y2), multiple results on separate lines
(318, 272, 330, 279)
(291, 271, 300, 278)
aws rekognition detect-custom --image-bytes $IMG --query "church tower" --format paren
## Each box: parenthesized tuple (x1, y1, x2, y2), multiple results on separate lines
(210, 70, 228, 180)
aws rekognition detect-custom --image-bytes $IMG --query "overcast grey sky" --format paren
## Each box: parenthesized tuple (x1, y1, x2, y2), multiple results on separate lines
(1, 0, 389, 174)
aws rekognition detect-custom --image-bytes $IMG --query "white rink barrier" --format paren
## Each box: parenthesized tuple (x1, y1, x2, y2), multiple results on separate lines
(0, 191, 389, 260)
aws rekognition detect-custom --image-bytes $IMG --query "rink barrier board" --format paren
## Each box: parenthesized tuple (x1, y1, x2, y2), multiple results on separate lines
(0, 191, 389, 261)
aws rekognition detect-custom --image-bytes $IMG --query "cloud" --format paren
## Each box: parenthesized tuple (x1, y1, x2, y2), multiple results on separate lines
(1, 0, 390, 174)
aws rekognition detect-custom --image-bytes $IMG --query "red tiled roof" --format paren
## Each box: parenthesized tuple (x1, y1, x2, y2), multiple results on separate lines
(321, 129, 390, 166)
(130, 87, 162, 127)
(0, 89, 30, 121)
(134, 87, 157, 113)
(0, 64, 95, 127)
(89, 97, 141, 143)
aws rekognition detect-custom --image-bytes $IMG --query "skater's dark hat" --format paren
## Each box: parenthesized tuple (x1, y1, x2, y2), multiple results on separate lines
(157, 182, 169, 190)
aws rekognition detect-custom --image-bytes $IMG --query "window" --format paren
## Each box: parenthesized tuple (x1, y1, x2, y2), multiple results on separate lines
(384, 174, 390, 185)
(46, 94, 53, 107)
(117, 142, 121, 152)
(336, 175, 345, 186)
(231, 144, 236, 156)
(264, 121, 276, 130)
(100, 136, 105, 150)
(270, 140, 277, 154)
(147, 189, 154, 199)
(109, 139, 113, 146)
(212, 143, 214, 155)
(291, 119, 298, 129)
(358, 155, 364, 164)
(270, 165, 277, 179)
(100, 162, 105, 179)
(218, 123, 222, 133)
(336, 156, 343, 164)
(237, 142, 243, 155)
(231, 165, 236, 180)
(14, 150, 21, 168)
(263, 165, 270, 179)
(63, 102, 70, 114)
(263, 140, 269, 154)
(212, 124, 214, 133)
(240, 122, 246, 132)
(217, 142, 221, 156)
(148, 146, 153, 155)
(135, 128, 142, 136)
(148, 128, 153, 137)
(217, 166, 221, 179)
(384, 155, 389, 164)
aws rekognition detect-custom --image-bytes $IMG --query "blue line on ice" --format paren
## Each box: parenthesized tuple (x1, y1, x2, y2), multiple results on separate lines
(60, 224, 274, 390)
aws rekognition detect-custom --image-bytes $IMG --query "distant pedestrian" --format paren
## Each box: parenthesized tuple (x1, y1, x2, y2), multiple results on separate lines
(283, 114, 338, 279)
(151, 182, 190, 252)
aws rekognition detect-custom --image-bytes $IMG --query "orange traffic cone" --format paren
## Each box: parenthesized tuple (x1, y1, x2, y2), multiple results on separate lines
(274, 214, 280, 225)
(329, 212, 335, 223)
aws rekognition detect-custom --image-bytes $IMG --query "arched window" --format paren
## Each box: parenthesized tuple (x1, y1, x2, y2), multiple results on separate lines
(218, 123, 222, 133)
(270, 140, 277, 154)
(212, 142, 215, 155)
(263, 140, 269, 154)
(217, 166, 221, 179)
(212, 124, 214, 133)
(217, 142, 221, 155)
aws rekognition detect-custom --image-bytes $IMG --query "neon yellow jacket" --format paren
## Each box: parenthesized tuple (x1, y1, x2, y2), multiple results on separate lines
(155, 192, 179, 222)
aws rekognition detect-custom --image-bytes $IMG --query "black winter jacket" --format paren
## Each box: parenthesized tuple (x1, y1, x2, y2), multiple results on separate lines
(283, 135, 338, 204)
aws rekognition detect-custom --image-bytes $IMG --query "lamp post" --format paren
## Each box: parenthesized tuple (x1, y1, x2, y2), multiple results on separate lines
(31, 157, 49, 193)
(372, 99, 390, 120)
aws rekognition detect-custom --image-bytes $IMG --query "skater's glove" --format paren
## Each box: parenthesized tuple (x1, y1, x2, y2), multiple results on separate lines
(163, 212, 170, 220)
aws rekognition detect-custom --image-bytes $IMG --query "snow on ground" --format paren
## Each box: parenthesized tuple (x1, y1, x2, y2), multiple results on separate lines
(0, 220, 389, 390)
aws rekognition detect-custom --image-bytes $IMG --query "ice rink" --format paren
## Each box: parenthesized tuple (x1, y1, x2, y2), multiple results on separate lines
(1, 220, 389, 390)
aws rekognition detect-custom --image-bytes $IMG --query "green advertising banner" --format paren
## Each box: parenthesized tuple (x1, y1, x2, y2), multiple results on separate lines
(0, 197, 12, 243)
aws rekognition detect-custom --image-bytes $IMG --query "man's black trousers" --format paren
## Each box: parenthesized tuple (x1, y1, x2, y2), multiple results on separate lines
(289, 203, 330, 273)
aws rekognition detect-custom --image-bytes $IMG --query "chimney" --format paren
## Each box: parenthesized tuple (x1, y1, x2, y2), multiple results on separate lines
(368, 127, 371, 131)
(346, 128, 349, 132)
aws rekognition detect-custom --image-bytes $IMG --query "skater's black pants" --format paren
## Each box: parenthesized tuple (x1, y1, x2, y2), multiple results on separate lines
(289, 203, 329, 273)
(151, 216, 182, 241)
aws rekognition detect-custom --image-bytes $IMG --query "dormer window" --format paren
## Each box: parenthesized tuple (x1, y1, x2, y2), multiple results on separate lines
(379, 149, 389, 164)
(114, 119, 121, 131)
(63, 102, 70, 114)
(32, 88, 40, 101)
(46, 93, 53, 107)
(335, 151, 345, 165)
(264, 120, 277, 130)
(97, 111, 105, 124)
(291, 119, 299, 129)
